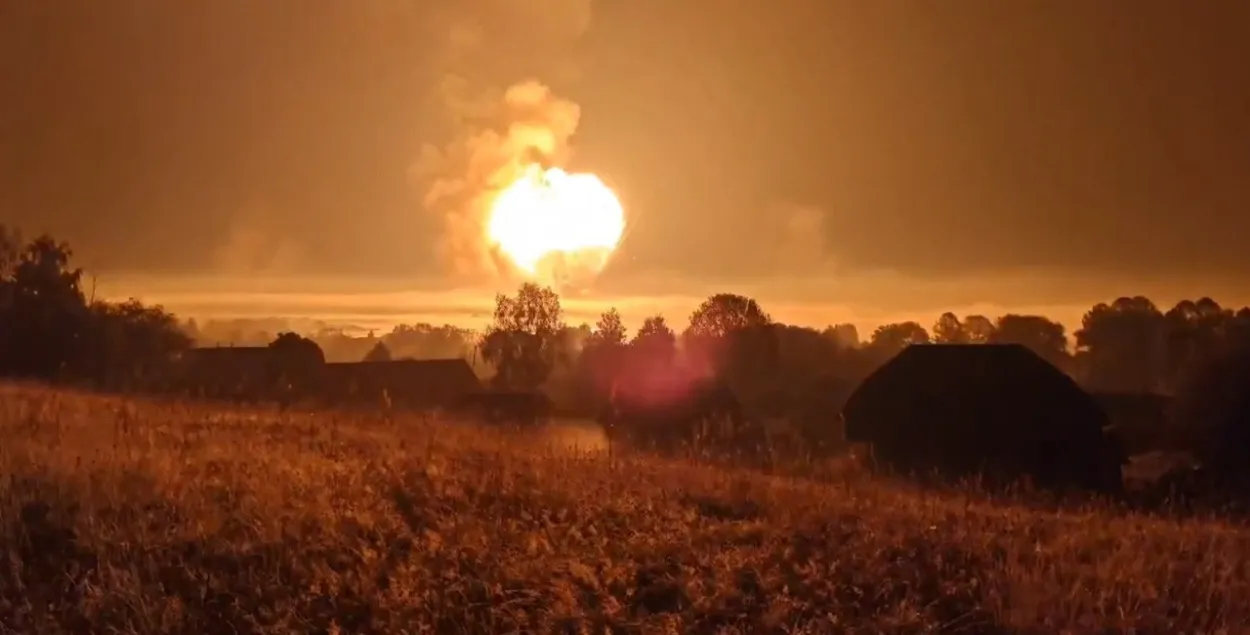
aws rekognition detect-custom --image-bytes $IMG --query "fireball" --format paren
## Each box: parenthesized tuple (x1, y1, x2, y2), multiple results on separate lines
(487, 165, 625, 282)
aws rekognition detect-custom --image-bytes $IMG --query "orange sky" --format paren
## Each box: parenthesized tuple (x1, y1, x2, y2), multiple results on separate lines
(6, 1, 1248, 331)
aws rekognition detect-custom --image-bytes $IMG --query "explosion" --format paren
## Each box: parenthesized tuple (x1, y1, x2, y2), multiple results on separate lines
(487, 164, 625, 283)
(415, 0, 605, 285)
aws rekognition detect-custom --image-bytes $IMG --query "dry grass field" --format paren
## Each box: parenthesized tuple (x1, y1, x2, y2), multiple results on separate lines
(1, 383, 1249, 634)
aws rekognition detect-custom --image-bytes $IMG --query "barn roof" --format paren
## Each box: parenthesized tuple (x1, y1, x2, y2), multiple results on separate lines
(842, 343, 1107, 441)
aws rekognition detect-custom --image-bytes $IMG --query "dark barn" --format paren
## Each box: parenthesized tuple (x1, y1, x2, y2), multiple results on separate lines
(842, 344, 1126, 493)
(323, 358, 482, 411)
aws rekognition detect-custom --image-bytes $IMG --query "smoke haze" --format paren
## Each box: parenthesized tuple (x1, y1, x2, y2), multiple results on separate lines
(414, 0, 594, 281)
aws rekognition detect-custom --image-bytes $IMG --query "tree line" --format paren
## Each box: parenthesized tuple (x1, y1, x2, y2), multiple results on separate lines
(188, 318, 480, 367)
(5, 225, 1250, 408)
(478, 285, 1250, 403)
(0, 226, 190, 390)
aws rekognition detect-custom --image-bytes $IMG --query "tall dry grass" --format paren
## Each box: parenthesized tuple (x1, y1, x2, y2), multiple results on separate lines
(0, 382, 1248, 633)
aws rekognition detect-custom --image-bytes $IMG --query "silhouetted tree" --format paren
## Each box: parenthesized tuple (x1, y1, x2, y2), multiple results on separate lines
(590, 307, 627, 347)
(0, 226, 199, 389)
(720, 323, 783, 403)
(962, 315, 996, 344)
(480, 283, 565, 390)
(932, 312, 967, 344)
(869, 322, 930, 354)
(0, 234, 90, 379)
(1161, 298, 1237, 391)
(685, 293, 772, 339)
(1172, 343, 1250, 479)
(382, 323, 476, 361)
(632, 314, 677, 366)
(572, 309, 630, 410)
(270, 331, 325, 364)
(312, 327, 371, 362)
(522, 323, 591, 413)
(758, 323, 840, 406)
(684, 293, 773, 374)
(266, 332, 326, 400)
(81, 299, 192, 391)
(990, 314, 1069, 369)
(548, 323, 592, 379)
(1077, 296, 1166, 392)
(569, 314, 683, 418)
(556, 323, 592, 361)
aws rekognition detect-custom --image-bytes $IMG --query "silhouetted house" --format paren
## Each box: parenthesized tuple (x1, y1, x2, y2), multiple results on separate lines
(323, 358, 481, 411)
(841, 344, 1125, 492)
(175, 346, 277, 401)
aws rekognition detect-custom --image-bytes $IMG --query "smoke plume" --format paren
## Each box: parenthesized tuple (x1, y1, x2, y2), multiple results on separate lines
(413, 0, 592, 281)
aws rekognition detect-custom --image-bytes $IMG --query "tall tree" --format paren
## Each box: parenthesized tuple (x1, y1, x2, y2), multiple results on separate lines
(590, 307, 627, 347)
(383, 323, 475, 360)
(573, 310, 630, 412)
(990, 314, 1069, 368)
(267, 332, 327, 400)
(81, 298, 192, 391)
(1076, 296, 1166, 392)
(480, 283, 565, 390)
(721, 322, 783, 398)
(869, 322, 930, 353)
(1163, 299, 1215, 389)
(685, 293, 772, 339)
(632, 314, 677, 366)
(0, 235, 89, 379)
(684, 293, 772, 373)
(962, 315, 997, 344)
(932, 312, 967, 344)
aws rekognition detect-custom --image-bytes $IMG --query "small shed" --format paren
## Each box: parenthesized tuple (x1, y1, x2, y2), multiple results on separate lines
(841, 344, 1124, 492)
